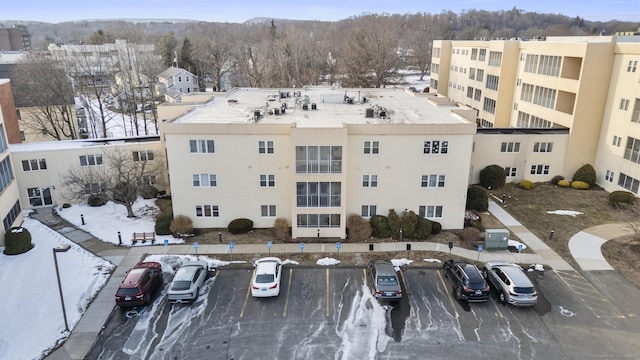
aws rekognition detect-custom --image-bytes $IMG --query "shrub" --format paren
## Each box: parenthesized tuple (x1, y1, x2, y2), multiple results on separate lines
(273, 218, 290, 241)
(572, 164, 596, 187)
(466, 185, 488, 211)
(62, 203, 71, 208)
(609, 191, 636, 206)
(430, 221, 442, 235)
(369, 215, 391, 238)
(413, 217, 432, 240)
(346, 214, 372, 242)
(387, 209, 401, 239)
(139, 185, 159, 199)
(571, 180, 590, 190)
(479, 164, 506, 189)
(154, 214, 173, 235)
(557, 179, 571, 188)
(228, 218, 253, 234)
(170, 215, 193, 236)
(87, 194, 108, 207)
(550, 175, 565, 185)
(519, 180, 534, 190)
(3, 227, 33, 255)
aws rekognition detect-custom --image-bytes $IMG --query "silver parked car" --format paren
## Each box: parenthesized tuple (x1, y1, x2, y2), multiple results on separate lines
(167, 261, 209, 304)
(483, 261, 537, 306)
(368, 260, 402, 301)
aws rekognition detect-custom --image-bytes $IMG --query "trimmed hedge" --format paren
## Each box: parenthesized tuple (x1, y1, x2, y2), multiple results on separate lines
(557, 180, 571, 188)
(571, 180, 590, 190)
(479, 164, 506, 189)
(155, 214, 173, 235)
(87, 194, 108, 207)
(466, 185, 488, 211)
(609, 191, 636, 206)
(228, 218, 253, 234)
(430, 221, 442, 235)
(370, 215, 391, 238)
(550, 175, 564, 185)
(572, 164, 596, 187)
(3, 227, 33, 255)
(519, 180, 534, 190)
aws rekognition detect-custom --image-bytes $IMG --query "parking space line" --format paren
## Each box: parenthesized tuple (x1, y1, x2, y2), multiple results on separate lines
(436, 270, 460, 319)
(326, 268, 330, 317)
(398, 271, 415, 317)
(282, 268, 293, 317)
(555, 271, 626, 319)
(239, 269, 254, 318)
(492, 299, 504, 318)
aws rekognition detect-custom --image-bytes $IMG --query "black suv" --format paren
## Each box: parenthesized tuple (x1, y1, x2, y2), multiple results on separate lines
(442, 260, 490, 302)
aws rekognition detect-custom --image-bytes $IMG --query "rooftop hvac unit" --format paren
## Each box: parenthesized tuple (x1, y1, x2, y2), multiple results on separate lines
(311, 103, 317, 110)
(274, 108, 280, 115)
(365, 108, 374, 118)
(302, 104, 309, 110)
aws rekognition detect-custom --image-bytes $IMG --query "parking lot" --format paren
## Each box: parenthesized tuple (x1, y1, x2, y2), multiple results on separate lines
(88, 264, 640, 360)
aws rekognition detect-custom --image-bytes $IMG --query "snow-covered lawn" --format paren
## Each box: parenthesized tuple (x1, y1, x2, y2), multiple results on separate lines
(0, 217, 114, 360)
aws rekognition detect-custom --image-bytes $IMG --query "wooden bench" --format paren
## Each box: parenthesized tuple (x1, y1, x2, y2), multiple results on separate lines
(132, 232, 156, 245)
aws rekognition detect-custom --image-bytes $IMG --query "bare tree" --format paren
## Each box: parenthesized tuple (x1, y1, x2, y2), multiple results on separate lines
(61, 148, 164, 217)
(11, 53, 78, 140)
(188, 23, 235, 91)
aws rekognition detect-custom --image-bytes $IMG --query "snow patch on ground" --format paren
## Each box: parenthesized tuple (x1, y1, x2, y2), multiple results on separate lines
(528, 264, 546, 272)
(508, 240, 527, 250)
(316, 257, 340, 266)
(282, 259, 299, 265)
(546, 210, 583, 217)
(391, 258, 413, 270)
(423, 258, 442, 263)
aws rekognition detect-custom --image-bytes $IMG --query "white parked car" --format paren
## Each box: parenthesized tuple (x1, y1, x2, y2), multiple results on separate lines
(167, 261, 208, 304)
(251, 257, 282, 297)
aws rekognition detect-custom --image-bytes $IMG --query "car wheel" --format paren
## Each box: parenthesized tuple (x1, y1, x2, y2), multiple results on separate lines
(499, 292, 507, 305)
(455, 286, 462, 300)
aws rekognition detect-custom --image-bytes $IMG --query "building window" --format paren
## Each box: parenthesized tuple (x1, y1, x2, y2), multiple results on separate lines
(632, 99, 640, 123)
(433, 47, 440, 58)
(501, 142, 520, 153)
(474, 89, 482, 101)
(296, 182, 341, 207)
(189, 139, 215, 153)
(196, 205, 219, 217)
(260, 174, 276, 187)
(483, 98, 496, 114)
(83, 182, 107, 194)
(624, 136, 640, 163)
(419, 205, 443, 218)
(21, 159, 47, 171)
(133, 150, 154, 161)
(3, 200, 21, 231)
(424, 140, 448, 154)
(521, 83, 534, 102)
(538, 55, 562, 77)
(140, 175, 157, 185)
(0, 125, 7, 153)
(361, 205, 377, 217)
(628, 60, 638, 72)
(193, 174, 217, 187)
(467, 87, 474, 98)
(486, 75, 499, 91)
(605, 170, 614, 182)
(421, 174, 446, 188)
(364, 141, 379, 154)
(79, 154, 103, 166)
(533, 142, 553, 153)
(613, 135, 622, 147)
(488, 51, 502, 66)
(533, 86, 556, 109)
(524, 54, 538, 73)
(530, 165, 550, 175)
(297, 214, 341, 228)
(261, 205, 276, 217)
(296, 146, 342, 173)
(618, 173, 639, 193)
(471, 48, 478, 60)
(504, 167, 517, 177)
(0, 157, 14, 193)
(362, 175, 378, 187)
(620, 99, 630, 111)
(478, 49, 486, 62)
(258, 140, 274, 154)
(476, 69, 484, 82)
(469, 68, 475, 80)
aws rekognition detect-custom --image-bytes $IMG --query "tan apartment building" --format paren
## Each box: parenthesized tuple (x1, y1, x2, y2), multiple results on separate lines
(0, 79, 23, 246)
(431, 36, 640, 189)
(158, 88, 478, 239)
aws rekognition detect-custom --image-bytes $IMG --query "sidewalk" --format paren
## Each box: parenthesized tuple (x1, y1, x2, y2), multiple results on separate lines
(39, 201, 577, 359)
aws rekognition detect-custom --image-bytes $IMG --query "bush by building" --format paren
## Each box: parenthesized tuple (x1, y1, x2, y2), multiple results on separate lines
(466, 185, 488, 211)
(571, 180, 590, 190)
(170, 215, 193, 236)
(414, 216, 432, 240)
(370, 215, 391, 238)
(346, 214, 372, 242)
(3, 227, 33, 255)
(557, 179, 571, 187)
(430, 221, 442, 235)
(87, 194, 108, 207)
(154, 214, 173, 235)
(479, 164, 506, 189)
(228, 218, 254, 234)
(273, 217, 290, 241)
(519, 180, 534, 190)
(608, 191, 636, 206)
(550, 175, 565, 185)
(572, 164, 597, 187)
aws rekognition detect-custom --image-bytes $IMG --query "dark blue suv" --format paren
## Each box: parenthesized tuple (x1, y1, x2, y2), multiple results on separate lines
(443, 260, 490, 302)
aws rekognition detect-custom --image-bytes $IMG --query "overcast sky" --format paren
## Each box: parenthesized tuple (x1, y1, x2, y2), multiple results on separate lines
(2, 0, 639, 23)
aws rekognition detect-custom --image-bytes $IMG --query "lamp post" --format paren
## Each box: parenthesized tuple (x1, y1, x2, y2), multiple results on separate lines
(53, 244, 71, 332)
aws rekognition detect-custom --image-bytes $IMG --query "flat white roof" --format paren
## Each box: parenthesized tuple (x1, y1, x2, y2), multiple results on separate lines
(173, 87, 467, 127)
(9, 136, 160, 153)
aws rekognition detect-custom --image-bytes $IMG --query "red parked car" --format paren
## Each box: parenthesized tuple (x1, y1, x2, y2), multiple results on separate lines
(115, 262, 164, 307)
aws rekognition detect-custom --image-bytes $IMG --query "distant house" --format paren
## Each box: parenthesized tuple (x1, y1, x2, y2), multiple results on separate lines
(157, 67, 198, 103)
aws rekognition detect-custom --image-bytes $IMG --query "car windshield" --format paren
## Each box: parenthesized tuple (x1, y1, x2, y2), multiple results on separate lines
(117, 287, 140, 296)
(377, 275, 398, 286)
(171, 280, 192, 291)
(255, 274, 275, 283)
(514, 286, 536, 294)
